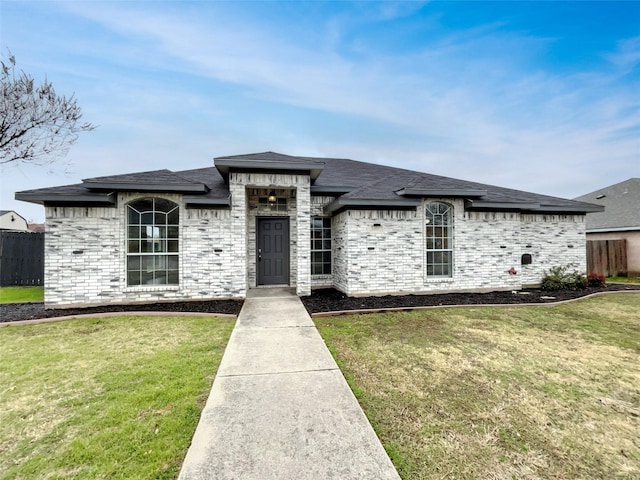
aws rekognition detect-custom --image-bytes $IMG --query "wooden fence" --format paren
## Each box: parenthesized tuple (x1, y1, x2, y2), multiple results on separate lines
(0, 231, 44, 286)
(586, 239, 627, 277)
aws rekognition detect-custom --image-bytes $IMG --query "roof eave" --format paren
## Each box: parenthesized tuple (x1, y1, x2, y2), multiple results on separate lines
(183, 195, 231, 208)
(15, 192, 117, 207)
(324, 198, 421, 214)
(397, 188, 487, 198)
(83, 181, 209, 193)
(586, 226, 640, 233)
(214, 159, 325, 181)
(311, 185, 354, 195)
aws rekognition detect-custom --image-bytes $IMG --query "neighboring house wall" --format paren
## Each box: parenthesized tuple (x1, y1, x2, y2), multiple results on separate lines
(0, 211, 29, 231)
(587, 231, 640, 276)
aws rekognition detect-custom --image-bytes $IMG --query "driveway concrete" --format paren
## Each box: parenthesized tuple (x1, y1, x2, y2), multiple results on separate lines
(178, 288, 400, 480)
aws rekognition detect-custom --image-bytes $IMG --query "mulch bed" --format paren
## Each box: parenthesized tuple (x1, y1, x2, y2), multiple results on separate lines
(300, 284, 640, 315)
(0, 299, 244, 323)
(2, 284, 639, 323)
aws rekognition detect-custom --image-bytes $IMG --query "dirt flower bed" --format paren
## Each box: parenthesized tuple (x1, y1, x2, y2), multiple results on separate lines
(301, 283, 640, 314)
(3, 284, 639, 323)
(0, 299, 244, 323)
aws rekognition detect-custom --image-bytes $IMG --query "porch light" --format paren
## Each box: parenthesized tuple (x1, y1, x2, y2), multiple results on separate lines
(268, 191, 277, 205)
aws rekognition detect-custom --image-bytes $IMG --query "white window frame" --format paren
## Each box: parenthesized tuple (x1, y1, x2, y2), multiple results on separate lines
(425, 201, 453, 278)
(126, 198, 180, 286)
(311, 216, 332, 275)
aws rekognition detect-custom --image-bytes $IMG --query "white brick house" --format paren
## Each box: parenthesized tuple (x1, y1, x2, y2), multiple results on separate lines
(16, 152, 602, 308)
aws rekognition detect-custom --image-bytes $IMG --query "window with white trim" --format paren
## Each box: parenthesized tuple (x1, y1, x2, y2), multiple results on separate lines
(311, 217, 331, 275)
(426, 202, 453, 277)
(127, 198, 179, 286)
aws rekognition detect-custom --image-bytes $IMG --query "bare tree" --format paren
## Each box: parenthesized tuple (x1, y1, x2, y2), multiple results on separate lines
(0, 51, 96, 165)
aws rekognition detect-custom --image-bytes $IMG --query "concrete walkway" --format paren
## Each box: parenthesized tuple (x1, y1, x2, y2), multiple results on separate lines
(178, 288, 400, 480)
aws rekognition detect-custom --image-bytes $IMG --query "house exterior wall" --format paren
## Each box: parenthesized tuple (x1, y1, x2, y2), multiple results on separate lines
(229, 172, 311, 296)
(44, 193, 244, 307)
(586, 230, 640, 276)
(329, 202, 587, 296)
(519, 214, 587, 285)
(42, 188, 588, 307)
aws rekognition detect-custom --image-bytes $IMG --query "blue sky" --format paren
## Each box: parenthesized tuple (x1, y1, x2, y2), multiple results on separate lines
(1, 1, 639, 222)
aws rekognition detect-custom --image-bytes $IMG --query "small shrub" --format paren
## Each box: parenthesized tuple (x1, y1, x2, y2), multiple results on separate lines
(541, 265, 587, 291)
(587, 272, 606, 288)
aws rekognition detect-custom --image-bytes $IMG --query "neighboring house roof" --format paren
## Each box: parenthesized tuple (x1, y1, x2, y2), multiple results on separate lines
(574, 178, 640, 232)
(16, 151, 603, 214)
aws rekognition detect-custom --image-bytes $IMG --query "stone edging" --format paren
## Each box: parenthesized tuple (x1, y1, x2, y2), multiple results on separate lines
(0, 311, 237, 327)
(310, 289, 640, 318)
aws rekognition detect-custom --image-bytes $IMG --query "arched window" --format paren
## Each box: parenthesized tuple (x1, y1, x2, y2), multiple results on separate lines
(127, 198, 179, 286)
(426, 202, 453, 278)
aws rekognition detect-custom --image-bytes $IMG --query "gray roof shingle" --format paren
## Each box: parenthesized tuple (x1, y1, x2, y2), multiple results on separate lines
(16, 151, 602, 213)
(574, 178, 640, 231)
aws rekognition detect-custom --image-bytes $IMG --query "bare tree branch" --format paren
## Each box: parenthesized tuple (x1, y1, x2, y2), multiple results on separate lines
(0, 50, 96, 166)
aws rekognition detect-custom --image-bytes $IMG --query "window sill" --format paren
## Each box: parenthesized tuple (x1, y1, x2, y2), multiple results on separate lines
(124, 285, 180, 293)
(425, 277, 454, 283)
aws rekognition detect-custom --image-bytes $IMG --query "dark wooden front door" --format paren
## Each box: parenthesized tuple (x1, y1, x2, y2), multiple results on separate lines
(257, 217, 290, 285)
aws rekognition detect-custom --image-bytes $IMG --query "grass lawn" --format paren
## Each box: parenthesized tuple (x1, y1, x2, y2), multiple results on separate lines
(608, 276, 640, 284)
(0, 286, 44, 303)
(316, 293, 640, 479)
(0, 315, 235, 479)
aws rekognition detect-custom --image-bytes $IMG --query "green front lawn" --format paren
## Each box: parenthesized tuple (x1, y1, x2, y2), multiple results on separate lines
(607, 276, 640, 284)
(0, 315, 235, 479)
(317, 293, 640, 479)
(0, 286, 44, 303)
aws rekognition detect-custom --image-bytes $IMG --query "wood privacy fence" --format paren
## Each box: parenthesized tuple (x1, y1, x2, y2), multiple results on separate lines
(586, 239, 627, 277)
(0, 231, 44, 286)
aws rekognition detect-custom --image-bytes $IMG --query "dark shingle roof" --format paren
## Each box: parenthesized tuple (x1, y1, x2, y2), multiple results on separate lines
(574, 178, 640, 232)
(15, 151, 602, 213)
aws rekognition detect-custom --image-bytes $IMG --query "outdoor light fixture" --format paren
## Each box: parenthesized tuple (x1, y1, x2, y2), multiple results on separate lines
(267, 191, 277, 206)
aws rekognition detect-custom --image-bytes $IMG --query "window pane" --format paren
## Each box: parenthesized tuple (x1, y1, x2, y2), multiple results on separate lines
(167, 240, 179, 253)
(168, 207, 179, 225)
(128, 255, 141, 270)
(141, 212, 154, 225)
(167, 226, 179, 238)
(323, 251, 331, 263)
(128, 241, 140, 253)
(127, 271, 141, 285)
(167, 270, 179, 284)
(323, 240, 331, 250)
(154, 212, 167, 225)
(128, 208, 140, 224)
(142, 271, 155, 285)
(128, 226, 139, 239)
(168, 256, 179, 269)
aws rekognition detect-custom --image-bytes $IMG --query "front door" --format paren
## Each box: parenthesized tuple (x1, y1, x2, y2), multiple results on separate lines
(257, 217, 290, 285)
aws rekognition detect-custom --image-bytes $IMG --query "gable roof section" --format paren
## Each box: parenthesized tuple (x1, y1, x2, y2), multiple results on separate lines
(15, 151, 602, 214)
(574, 178, 640, 232)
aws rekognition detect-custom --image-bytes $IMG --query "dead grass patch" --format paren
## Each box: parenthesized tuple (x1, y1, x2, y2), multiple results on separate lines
(317, 293, 640, 479)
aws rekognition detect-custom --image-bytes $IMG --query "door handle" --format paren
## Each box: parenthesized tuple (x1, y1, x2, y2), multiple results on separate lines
(258, 248, 262, 261)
